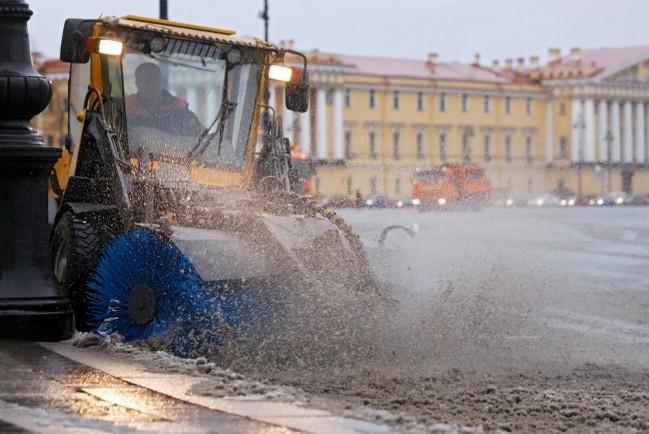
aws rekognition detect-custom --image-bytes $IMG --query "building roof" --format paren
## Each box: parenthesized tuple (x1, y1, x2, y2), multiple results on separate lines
(530, 45, 649, 81)
(337, 54, 534, 84)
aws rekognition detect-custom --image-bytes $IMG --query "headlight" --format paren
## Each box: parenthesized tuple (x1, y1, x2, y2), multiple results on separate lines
(537, 199, 544, 206)
(412, 198, 420, 206)
(397, 200, 404, 207)
(506, 199, 513, 206)
(616, 197, 624, 205)
(568, 199, 575, 206)
(366, 200, 373, 206)
(597, 198, 604, 205)
(438, 198, 446, 205)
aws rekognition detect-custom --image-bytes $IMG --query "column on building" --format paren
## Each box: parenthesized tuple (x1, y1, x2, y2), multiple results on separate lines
(545, 100, 553, 163)
(623, 100, 633, 162)
(610, 100, 621, 162)
(635, 101, 645, 162)
(332, 86, 344, 160)
(316, 86, 328, 160)
(584, 98, 596, 162)
(570, 98, 582, 162)
(598, 100, 608, 162)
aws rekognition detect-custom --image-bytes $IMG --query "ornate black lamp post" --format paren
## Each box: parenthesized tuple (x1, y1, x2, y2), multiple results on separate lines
(0, 0, 74, 340)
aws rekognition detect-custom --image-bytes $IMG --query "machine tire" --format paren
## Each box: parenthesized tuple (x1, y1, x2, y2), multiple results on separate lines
(50, 211, 115, 331)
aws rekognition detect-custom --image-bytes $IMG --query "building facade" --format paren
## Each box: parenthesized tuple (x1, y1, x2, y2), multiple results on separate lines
(34, 45, 649, 200)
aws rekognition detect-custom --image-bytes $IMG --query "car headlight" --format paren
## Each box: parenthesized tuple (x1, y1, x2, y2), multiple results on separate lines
(412, 198, 420, 206)
(438, 198, 446, 205)
(397, 200, 404, 207)
(616, 197, 624, 205)
(366, 200, 373, 206)
(506, 199, 513, 206)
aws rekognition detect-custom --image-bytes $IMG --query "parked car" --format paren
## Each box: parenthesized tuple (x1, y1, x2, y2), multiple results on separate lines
(364, 194, 396, 208)
(320, 194, 356, 208)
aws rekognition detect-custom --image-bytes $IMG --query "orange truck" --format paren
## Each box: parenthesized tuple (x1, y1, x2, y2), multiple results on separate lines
(412, 164, 492, 210)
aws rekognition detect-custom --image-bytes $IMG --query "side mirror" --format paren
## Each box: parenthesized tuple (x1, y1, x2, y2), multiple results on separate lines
(285, 70, 309, 113)
(60, 19, 95, 63)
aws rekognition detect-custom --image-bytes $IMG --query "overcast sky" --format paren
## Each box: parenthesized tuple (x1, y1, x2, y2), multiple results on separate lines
(26, 0, 649, 65)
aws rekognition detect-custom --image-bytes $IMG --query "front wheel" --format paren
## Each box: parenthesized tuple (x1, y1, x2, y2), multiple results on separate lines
(50, 211, 114, 331)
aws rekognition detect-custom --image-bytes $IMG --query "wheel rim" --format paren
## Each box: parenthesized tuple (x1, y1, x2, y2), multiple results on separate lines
(53, 241, 69, 285)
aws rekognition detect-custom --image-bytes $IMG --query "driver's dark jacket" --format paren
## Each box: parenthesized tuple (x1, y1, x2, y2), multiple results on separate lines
(125, 90, 204, 136)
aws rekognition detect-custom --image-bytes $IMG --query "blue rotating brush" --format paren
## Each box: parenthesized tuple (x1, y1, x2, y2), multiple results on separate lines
(87, 228, 206, 342)
(87, 228, 281, 357)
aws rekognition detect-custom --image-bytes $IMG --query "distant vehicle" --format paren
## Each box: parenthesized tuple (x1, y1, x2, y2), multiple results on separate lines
(595, 191, 629, 206)
(365, 194, 396, 208)
(623, 194, 649, 206)
(528, 193, 561, 207)
(412, 164, 492, 210)
(560, 194, 590, 207)
(320, 194, 355, 208)
(396, 196, 416, 208)
(502, 196, 527, 207)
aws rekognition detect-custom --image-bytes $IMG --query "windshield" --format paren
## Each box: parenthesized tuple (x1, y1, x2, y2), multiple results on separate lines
(123, 42, 262, 170)
(415, 169, 446, 183)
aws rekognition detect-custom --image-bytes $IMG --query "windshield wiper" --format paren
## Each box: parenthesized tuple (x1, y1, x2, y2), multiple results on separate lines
(187, 99, 237, 161)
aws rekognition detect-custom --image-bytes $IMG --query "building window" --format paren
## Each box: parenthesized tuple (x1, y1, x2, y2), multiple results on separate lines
(369, 131, 377, 159)
(315, 177, 321, 193)
(416, 131, 424, 159)
(594, 99, 600, 114)
(369, 89, 376, 109)
(439, 133, 447, 161)
(393, 130, 401, 160)
(484, 134, 492, 162)
(484, 95, 490, 113)
(394, 177, 401, 195)
(505, 135, 513, 162)
(461, 94, 469, 113)
(558, 103, 566, 115)
(393, 91, 400, 110)
(439, 92, 446, 112)
(369, 177, 377, 195)
(417, 92, 424, 111)
(526, 97, 532, 115)
(344, 89, 352, 108)
(505, 96, 512, 114)
(462, 131, 471, 161)
(558, 136, 568, 159)
(347, 177, 353, 195)
(526, 135, 533, 163)
(344, 130, 353, 159)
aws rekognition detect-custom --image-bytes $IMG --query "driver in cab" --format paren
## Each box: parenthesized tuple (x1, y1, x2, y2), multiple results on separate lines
(125, 62, 204, 137)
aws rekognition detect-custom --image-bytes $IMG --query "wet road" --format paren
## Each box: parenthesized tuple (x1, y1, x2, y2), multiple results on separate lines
(1, 206, 648, 433)
(0, 340, 303, 433)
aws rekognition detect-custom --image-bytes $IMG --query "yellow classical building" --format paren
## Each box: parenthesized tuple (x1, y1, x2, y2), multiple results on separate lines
(34, 45, 649, 200)
(275, 46, 649, 200)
